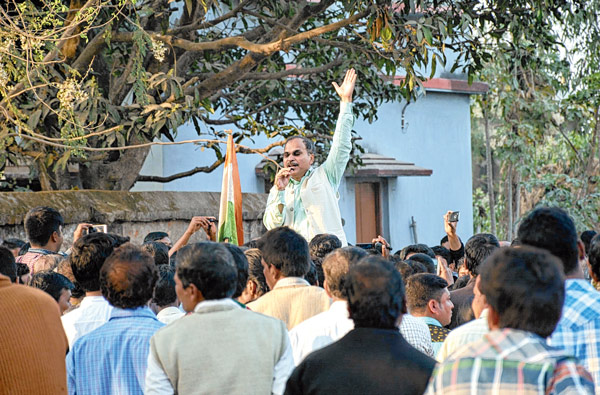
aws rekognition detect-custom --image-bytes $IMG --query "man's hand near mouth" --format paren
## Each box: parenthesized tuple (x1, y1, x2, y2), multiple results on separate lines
(275, 167, 293, 191)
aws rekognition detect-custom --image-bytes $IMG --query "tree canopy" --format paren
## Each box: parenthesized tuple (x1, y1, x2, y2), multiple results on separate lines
(0, 0, 588, 190)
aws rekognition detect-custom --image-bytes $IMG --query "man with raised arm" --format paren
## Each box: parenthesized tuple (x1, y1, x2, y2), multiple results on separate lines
(263, 69, 357, 246)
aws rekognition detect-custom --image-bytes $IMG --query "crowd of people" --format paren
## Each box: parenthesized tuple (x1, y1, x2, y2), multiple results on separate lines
(1, 204, 600, 394)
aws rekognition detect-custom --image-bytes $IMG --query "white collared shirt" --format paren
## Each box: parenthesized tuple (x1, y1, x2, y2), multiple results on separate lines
(156, 306, 185, 325)
(145, 298, 294, 395)
(61, 295, 113, 348)
(273, 276, 311, 289)
(437, 308, 490, 362)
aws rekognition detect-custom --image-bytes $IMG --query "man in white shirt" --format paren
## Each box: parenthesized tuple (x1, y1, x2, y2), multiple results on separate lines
(61, 232, 129, 347)
(146, 242, 294, 395)
(291, 248, 433, 364)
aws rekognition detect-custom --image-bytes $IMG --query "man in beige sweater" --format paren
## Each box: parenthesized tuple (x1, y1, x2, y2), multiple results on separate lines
(247, 227, 331, 329)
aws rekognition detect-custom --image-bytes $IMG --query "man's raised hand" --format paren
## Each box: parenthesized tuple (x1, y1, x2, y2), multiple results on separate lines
(275, 167, 293, 191)
(332, 68, 357, 103)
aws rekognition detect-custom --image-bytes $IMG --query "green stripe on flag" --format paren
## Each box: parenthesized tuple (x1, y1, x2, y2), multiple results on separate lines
(218, 201, 238, 245)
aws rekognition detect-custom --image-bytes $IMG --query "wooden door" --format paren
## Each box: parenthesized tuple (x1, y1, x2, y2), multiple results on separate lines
(355, 182, 382, 243)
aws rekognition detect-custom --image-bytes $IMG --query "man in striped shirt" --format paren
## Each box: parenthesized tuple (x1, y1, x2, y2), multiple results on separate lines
(426, 247, 594, 394)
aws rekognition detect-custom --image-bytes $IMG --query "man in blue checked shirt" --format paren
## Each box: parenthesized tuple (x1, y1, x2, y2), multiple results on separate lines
(518, 207, 600, 393)
(66, 244, 164, 395)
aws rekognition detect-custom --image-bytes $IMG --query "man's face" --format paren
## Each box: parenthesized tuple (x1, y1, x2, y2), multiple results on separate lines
(435, 288, 454, 326)
(174, 273, 194, 313)
(283, 139, 314, 181)
(261, 258, 276, 290)
(58, 288, 72, 315)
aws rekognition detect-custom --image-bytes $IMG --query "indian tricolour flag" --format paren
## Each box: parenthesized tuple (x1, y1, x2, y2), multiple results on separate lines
(218, 134, 244, 245)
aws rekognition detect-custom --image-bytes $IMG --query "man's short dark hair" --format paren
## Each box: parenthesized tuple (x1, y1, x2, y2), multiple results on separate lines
(581, 230, 597, 256)
(24, 207, 64, 246)
(223, 244, 249, 299)
(517, 207, 579, 275)
(100, 243, 158, 309)
(70, 232, 130, 292)
(479, 247, 565, 338)
(176, 242, 237, 300)
(343, 256, 405, 329)
(142, 241, 170, 266)
(16, 263, 30, 283)
(322, 246, 368, 299)
(30, 270, 74, 302)
(152, 265, 177, 307)
(390, 258, 414, 282)
(285, 135, 315, 155)
(464, 233, 500, 276)
(407, 253, 436, 274)
(2, 238, 25, 250)
(143, 231, 169, 244)
(0, 246, 17, 282)
(406, 273, 448, 314)
(431, 246, 451, 265)
(397, 244, 435, 260)
(587, 234, 600, 281)
(309, 234, 342, 259)
(244, 248, 268, 297)
(407, 260, 427, 275)
(258, 227, 310, 278)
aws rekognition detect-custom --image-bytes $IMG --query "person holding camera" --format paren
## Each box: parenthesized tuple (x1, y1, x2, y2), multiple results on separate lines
(263, 69, 357, 246)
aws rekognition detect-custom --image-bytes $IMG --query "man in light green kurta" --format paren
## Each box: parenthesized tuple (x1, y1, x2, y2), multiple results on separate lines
(263, 69, 357, 246)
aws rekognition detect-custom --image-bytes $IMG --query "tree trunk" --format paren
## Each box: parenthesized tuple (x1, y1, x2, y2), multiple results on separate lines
(506, 164, 513, 242)
(79, 145, 151, 190)
(483, 104, 496, 235)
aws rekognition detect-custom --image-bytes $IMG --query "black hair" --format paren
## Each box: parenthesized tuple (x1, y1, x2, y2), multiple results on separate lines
(142, 241, 170, 266)
(258, 226, 310, 277)
(406, 273, 449, 314)
(581, 230, 597, 256)
(30, 270, 74, 302)
(407, 260, 427, 275)
(479, 247, 565, 338)
(285, 135, 315, 155)
(343, 256, 405, 329)
(309, 233, 342, 259)
(464, 233, 500, 276)
(143, 231, 169, 244)
(407, 253, 436, 274)
(391, 258, 414, 283)
(100, 243, 158, 309)
(222, 243, 249, 299)
(16, 263, 30, 284)
(322, 246, 367, 299)
(70, 232, 130, 292)
(440, 235, 449, 245)
(243, 248, 268, 297)
(18, 242, 30, 256)
(305, 260, 319, 286)
(517, 207, 579, 275)
(2, 238, 25, 250)
(176, 242, 237, 300)
(24, 207, 64, 246)
(242, 239, 260, 249)
(152, 265, 177, 307)
(398, 244, 435, 260)
(0, 246, 17, 282)
(431, 245, 451, 265)
(587, 234, 600, 281)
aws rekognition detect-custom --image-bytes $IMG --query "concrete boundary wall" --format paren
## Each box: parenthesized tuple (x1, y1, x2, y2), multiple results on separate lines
(0, 191, 268, 247)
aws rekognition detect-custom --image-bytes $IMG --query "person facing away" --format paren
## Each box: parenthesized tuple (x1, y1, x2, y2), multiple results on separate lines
(150, 265, 184, 325)
(406, 273, 454, 358)
(285, 256, 436, 395)
(247, 226, 331, 330)
(426, 246, 595, 394)
(263, 69, 357, 246)
(67, 244, 164, 395)
(61, 232, 130, 347)
(518, 207, 600, 393)
(145, 242, 294, 395)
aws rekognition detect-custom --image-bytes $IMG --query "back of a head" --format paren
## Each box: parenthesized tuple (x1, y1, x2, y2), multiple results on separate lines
(244, 248, 268, 296)
(100, 243, 157, 309)
(390, 258, 414, 282)
(153, 265, 177, 307)
(407, 253, 436, 274)
(431, 246, 451, 264)
(322, 246, 368, 299)
(587, 234, 600, 281)
(0, 246, 17, 282)
(70, 232, 130, 292)
(399, 244, 436, 260)
(464, 233, 500, 276)
(343, 256, 405, 329)
(142, 241, 170, 266)
(223, 243, 249, 299)
(2, 238, 25, 252)
(24, 206, 64, 246)
(309, 233, 342, 259)
(479, 247, 565, 338)
(143, 231, 169, 244)
(259, 226, 310, 277)
(406, 273, 448, 314)
(176, 242, 237, 300)
(581, 230, 597, 256)
(30, 270, 74, 302)
(517, 207, 579, 275)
